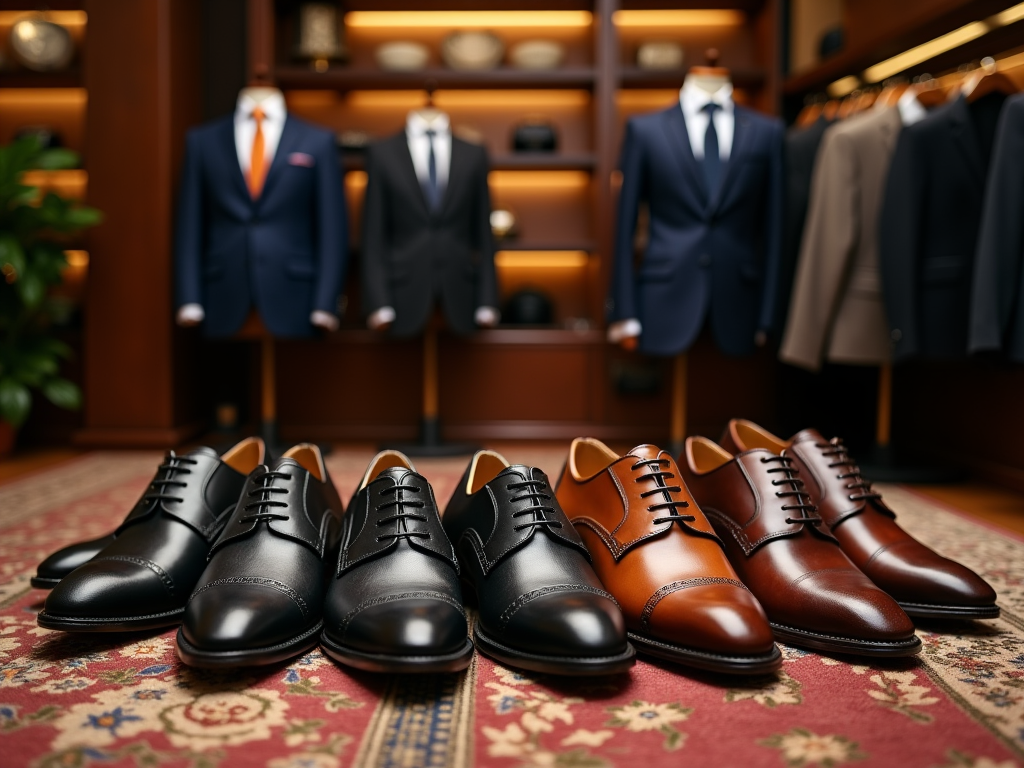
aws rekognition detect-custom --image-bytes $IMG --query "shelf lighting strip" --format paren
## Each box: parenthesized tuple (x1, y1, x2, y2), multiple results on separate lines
(345, 11, 592, 28)
(612, 10, 746, 27)
(495, 251, 589, 269)
(829, 1, 1024, 95)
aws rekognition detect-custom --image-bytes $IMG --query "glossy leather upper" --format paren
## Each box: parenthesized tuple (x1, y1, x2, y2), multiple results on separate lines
(181, 448, 342, 652)
(43, 444, 255, 623)
(556, 440, 776, 657)
(443, 453, 628, 659)
(679, 437, 916, 642)
(719, 420, 997, 608)
(34, 533, 117, 586)
(323, 456, 467, 657)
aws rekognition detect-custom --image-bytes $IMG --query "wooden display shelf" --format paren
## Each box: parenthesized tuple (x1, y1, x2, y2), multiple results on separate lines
(0, 71, 83, 88)
(274, 65, 597, 91)
(343, 152, 597, 172)
(494, 241, 596, 252)
(620, 66, 766, 90)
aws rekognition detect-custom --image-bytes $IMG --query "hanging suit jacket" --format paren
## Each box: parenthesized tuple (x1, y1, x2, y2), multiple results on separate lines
(361, 131, 498, 338)
(879, 92, 1007, 361)
(778, 114, 833, 330)
(174, 114, 347, 338)
(609, 104, 784, 357)
(781, 107, 902, 370)
(969, 92, 1024, 362)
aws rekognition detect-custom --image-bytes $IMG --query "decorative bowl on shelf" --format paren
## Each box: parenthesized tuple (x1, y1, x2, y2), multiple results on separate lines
(294, 3, 348, 71)
(490, 209, 518, 240)
(509, 40, 565, 70)
(375, 41, 430, 71)
(512, 119, 558, 153)
(441, 31, 504, 71)
(637, 41, 684, 71)
(9, 16, 74, 72)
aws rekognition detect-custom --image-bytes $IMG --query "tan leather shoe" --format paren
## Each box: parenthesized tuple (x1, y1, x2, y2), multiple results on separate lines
(555, 438, 781, 675)
(679, 436, 921, 657)
(719, 419, 999, 620)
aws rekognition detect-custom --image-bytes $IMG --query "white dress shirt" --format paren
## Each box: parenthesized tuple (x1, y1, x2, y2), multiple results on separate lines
(367, 110, 498, 331)
(177, 89, 338, 332)
(896, 89, 927, 127)
(608, 78, 737, 345)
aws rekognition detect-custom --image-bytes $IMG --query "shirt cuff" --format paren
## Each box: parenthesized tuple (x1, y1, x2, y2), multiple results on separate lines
(177, 304, 205, 325)
(368, 306, 396, 330)
(607, 318, 641, 343)
(475, 306, 500, 327)
(310, 310, 339, 331)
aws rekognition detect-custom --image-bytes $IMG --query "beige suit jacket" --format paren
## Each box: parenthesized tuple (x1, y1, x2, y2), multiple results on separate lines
(780, 107, 902, 370)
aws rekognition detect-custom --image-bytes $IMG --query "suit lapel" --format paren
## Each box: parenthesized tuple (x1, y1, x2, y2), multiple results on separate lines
(948, 94, 986, 189)
(708, 106, 751, 213)
(439, 138, 470, 220)
(394, 132, 431, 218)
(221, 118, 252, 205)
(660, 106, 708, 209)
(258, 115, 300, 203)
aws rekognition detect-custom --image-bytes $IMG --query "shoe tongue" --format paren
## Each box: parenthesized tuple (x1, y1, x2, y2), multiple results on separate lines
(626, 444, 666, 461)
(272, 457, 304, 473)
(189, 446, 218, 459)
(499, 464, 535, 482)
(790, 428, 826, 445)
(374, 465, 417, 484)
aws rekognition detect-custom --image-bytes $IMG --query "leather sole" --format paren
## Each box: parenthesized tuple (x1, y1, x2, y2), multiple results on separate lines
(474, 627, 636, 676)
(175, 621, 323, 669)
(37, 608, 184, 633)
(628, 631, 783, 675)
(30, 576, 60, 590)
(320, 632, 475, 674)
(770, 622, 922, 657)
(898, 601, 1001, 621)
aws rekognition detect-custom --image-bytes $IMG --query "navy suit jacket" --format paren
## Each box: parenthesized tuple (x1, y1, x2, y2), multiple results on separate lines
(610, 104, 784, 356)
(174, 114, 348, 338)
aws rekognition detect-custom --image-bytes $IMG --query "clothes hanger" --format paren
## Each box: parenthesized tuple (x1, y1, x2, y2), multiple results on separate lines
(875, 80, 909, 108)
(796, 94, 826, 127)
(837, 90, 860, 119)
(911, 76, 950, 108)
(686, 48, 732, 94)
(963, 58, 1020, 102)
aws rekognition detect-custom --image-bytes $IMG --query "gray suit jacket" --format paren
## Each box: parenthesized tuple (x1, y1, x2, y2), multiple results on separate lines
(780, 107, 902, 370)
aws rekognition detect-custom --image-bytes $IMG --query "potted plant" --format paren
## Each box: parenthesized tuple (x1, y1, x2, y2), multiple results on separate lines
(0, 136, 102, 456)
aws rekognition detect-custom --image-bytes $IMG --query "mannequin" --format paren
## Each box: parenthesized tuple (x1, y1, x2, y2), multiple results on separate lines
(607, 49, 783, 451)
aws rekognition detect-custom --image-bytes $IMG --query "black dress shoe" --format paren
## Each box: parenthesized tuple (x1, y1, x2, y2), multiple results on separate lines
(38, 438, 264, 632)
(176, 444, 342, 668)
(442, 451, 636, 676)
(320, 451, 473, 673)
(32, 533, 117, 589)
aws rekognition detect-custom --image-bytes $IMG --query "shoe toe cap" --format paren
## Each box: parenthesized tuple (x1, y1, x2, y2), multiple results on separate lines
(181, 585, 309, 652)
(335, 598, 469, 656)
(501, 591, 627, 658)
(800, 574, 916, 641)
(43, 559, 177, 620)
(648, 584, 777, 656)
(871, 544, 997, 607)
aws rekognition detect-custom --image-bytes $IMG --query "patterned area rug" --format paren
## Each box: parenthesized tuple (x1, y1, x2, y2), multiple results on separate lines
(0, 447, 1022, 768)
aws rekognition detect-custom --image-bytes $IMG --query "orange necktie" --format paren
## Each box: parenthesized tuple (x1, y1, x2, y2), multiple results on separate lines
(248, 106, 267, 199)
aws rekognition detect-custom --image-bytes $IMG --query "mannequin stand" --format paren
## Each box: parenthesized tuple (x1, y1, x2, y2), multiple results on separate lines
(669, 353, 688, 458)
(383, 323, 478, 457)
(859, 361, 959, 483)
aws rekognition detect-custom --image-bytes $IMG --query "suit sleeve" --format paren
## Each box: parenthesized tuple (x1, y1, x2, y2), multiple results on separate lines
(174, 130, 204, 309)
(779, 127, 857, 371)
(758, 118, 785, 335)
(969, 96, 1024, 354)
(609, 119, 646, 323)
(878, 127, 926, 361)
(473, 145, 499, 309)
(313, 129, 348, 314)
(360, 143, 392, 315)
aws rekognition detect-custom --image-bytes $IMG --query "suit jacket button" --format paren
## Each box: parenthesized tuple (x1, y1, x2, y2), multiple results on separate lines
(891, 329, 902, 342)
(699, 253, 711, 267)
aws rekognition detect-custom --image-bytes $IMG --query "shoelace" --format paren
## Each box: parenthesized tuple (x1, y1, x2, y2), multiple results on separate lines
(631, 457, 695, 526)
(759, 453, 822, 525)
(240, 470, 292, 525)
(376, 484, 429, 542)
(506, 479, 562, 533)
(142, 452, 198, 505)
(817, 437, 882, 502)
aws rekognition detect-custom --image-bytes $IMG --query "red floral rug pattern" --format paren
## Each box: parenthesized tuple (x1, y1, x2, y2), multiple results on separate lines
(0, 449, 1021, 768)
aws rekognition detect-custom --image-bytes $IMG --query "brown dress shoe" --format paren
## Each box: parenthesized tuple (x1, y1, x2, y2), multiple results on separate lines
(556, 438, 781, 675)
(679, 436, 921, 658)
(720, 420, 999, 621)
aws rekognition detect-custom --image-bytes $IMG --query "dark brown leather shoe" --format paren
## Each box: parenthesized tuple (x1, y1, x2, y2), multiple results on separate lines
(556, 439, 781, 675)
(720, 420, 999, 620)
(679, 436, 921, 658)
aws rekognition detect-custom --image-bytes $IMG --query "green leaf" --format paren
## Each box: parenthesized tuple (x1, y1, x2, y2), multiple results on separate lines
(33, 148, 79, 171)
(0, 378, 31, 426)
(16, 271, 45, 307)
(64, 206, 103, 228)
(0, 234, 25, 277)
(20, 352, 58, 377)
(42, 378, 81, 411)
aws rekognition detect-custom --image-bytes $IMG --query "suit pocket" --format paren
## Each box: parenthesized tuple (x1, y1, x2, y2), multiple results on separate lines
(922, 256, 966, 284)
(286, 261, 316, 280)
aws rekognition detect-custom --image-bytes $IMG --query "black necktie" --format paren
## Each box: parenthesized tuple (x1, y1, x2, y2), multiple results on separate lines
(424, 128, 440, 211)
(701, 102, 722, 195)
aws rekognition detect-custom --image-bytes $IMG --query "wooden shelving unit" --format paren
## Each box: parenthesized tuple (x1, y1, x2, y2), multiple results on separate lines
(251, 0, 783, 443)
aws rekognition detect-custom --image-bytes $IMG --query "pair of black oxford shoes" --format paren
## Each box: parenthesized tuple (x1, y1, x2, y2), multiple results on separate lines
(36, 440, 636, 676)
